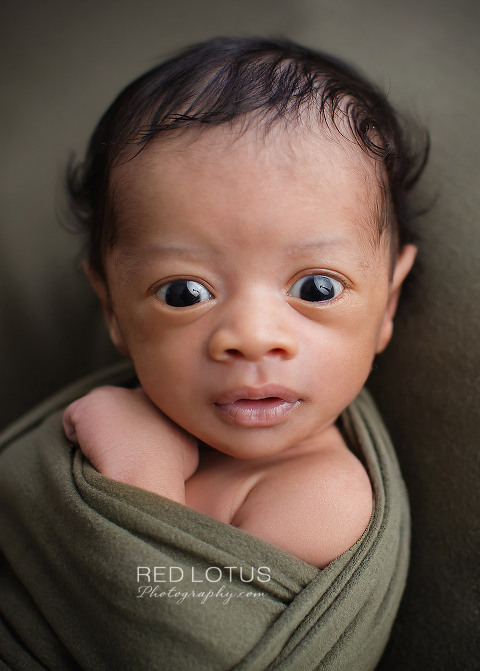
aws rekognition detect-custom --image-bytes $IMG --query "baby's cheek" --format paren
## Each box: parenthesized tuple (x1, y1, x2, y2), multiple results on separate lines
(129, 347, 194, 417)
(305, 326, 375, 402)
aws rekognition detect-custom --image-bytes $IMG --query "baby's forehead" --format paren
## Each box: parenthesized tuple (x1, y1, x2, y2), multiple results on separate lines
(115, 120, 384, 193)
(111, 122, 389, 251)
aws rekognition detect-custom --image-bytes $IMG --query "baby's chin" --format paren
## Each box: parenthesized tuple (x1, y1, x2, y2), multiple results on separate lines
(192, 426, 290, 460)
(194, 421, 333, 461)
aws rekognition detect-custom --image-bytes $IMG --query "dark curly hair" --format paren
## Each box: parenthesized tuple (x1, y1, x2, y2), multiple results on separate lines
(67, 36, 428, 280)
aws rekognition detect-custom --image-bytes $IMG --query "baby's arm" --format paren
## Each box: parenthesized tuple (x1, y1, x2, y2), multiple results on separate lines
(231, 441, 373, 568)
(63, 386, 198, 504)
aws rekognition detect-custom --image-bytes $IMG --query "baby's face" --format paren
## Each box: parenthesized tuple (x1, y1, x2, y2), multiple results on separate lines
(99, 125, 414, 458)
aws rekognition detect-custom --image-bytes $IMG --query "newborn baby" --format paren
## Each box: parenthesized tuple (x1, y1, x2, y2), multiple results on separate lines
(63, 37, 420, 568)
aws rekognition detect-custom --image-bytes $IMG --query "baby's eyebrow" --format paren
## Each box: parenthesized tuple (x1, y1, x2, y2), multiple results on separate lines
(118, 242, 219, 263)
(285, 237, 356, 256)
(285, 236, 374, 270)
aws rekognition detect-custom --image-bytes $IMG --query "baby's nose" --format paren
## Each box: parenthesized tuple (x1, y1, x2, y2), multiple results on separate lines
(208, 296, 298, 363)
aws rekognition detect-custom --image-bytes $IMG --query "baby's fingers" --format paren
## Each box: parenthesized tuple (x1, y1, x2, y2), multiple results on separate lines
(62, 400, 81, 445)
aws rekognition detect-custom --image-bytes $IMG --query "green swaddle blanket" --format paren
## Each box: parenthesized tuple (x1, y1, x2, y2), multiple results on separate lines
(0, 362, 409, 670)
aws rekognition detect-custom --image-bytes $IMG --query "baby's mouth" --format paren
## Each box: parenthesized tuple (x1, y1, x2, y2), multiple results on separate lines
(213, 386, 300, 427)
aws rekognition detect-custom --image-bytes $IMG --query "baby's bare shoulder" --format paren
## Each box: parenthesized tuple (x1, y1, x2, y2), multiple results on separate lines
(232, 428, 373, 568)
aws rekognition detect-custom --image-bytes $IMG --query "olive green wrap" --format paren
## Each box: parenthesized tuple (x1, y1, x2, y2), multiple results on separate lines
(0, 362, 409, 670)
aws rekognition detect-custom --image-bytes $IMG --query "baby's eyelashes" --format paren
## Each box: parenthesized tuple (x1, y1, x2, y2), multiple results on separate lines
(288, 275, 343, 303)
(156, 279, 213, 307)
(154, 273, 344, 309)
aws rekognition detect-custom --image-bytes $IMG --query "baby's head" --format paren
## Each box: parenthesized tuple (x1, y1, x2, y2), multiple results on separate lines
(68, 37, 428, 457)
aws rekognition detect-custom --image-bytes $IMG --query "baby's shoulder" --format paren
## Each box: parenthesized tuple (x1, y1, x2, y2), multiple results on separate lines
(232, 427, 373, 567)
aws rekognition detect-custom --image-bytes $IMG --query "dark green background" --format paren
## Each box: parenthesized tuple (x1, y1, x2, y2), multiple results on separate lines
(1, 1, 479, 668)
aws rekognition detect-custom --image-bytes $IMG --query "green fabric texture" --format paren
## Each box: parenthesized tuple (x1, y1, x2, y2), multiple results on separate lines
(0, 363, 410, 670)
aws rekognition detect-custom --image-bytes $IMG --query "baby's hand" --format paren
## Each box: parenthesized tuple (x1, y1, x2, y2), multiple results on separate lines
(63, 386, 199, 503)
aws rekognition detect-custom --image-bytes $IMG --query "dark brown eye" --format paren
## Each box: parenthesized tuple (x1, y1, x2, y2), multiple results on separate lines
(289, 275, 343, 302)
(156, 280, 212, 307)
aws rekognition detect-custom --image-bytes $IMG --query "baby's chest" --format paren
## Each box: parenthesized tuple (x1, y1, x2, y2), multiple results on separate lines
(184, 453, 265, 525)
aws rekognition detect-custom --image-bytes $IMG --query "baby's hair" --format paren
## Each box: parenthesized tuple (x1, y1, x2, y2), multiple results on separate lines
(67, 36, 428, 280)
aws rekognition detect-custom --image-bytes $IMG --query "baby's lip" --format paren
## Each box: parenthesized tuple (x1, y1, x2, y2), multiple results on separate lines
(213, 386, 301, 427)
(214, 385, 300, 405)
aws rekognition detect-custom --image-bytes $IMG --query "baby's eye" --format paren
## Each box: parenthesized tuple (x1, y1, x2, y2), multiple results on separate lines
(156, 280, 213, 307)
(288, 275, 343, 302)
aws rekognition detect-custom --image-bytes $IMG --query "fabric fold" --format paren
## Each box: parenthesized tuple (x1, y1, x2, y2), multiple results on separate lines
(0, 362, 409, 670)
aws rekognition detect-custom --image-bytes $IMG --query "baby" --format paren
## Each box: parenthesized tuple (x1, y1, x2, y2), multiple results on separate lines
(62, 37, 425, 568)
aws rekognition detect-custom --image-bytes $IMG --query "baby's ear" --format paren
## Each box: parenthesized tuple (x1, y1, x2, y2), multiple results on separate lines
(375, 244, 417, 354)
(82, 260, 130, 358)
